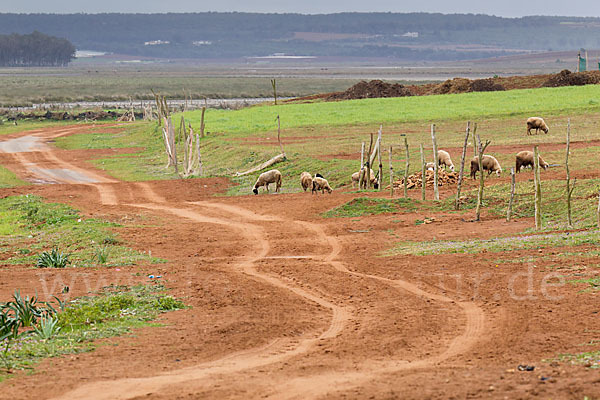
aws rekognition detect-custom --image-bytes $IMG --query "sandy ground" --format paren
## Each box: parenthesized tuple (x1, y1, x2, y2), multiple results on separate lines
(0, 125, 599, 399)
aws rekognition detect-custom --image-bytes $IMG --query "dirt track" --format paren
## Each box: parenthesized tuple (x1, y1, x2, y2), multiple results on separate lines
(0, 126, 599, 399)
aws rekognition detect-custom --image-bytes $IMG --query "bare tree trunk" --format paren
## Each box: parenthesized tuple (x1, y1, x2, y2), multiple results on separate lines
(431, 124, 439, 201)
(506, 167, 515, 222)
(420, 144, 426, 201)
(455, 121, 471, 210)
(389, 146, 394, 198)
(534, 145, 542, 229)
(271, 79, 277, 105)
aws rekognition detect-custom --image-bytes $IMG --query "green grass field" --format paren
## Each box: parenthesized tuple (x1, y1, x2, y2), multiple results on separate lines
(25, 83, 600, 234)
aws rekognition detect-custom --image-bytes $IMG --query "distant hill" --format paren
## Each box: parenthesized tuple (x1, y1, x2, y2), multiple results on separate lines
(0, 13, 599, 60)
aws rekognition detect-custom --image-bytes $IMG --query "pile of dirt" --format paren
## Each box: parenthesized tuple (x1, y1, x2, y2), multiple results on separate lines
(327, 80, 412, 100)
(430, 77, 505, 95)
(394, 169, 459, 189)
(542, 69, 600, 87)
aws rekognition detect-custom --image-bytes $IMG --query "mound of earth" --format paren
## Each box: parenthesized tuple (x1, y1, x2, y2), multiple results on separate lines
(327, 80, 412, 100)
(542, 69, 600, 87)
(430, 77, 505, 95)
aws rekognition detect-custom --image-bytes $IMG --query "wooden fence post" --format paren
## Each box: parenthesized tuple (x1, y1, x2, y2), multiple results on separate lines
(534, 145, 542, 230)
(597, 189, 600, 229)
(455, 121, 471, 210)
(403, 136, 410, 198)
(378, 126, 383, 191)
(276, 114, 286, 157)
(565, 118, 576, 227)
(506, 167, 515, 222)
(200, 106, 206, 138)
(358, 142, 365, 189)
(420, 144, 426, 201)
(389, 146, 394, 198)
(431, 124, 439, 201)
(366, 133, 374, 189)
(475, 134, 490, 221)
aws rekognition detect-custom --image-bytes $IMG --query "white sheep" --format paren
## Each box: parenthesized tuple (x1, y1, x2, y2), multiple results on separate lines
(300, 172, 313, 191)
(351, 169, 378, 188)
(425, 162, 435, 171)
(252, 169, 282, 195)
(515, 150, 549, 172)
(470, 155, 502, 179)
(438, 150, 455, 171)
(526, 117, 549, 135)
(312, 176, 332, 194)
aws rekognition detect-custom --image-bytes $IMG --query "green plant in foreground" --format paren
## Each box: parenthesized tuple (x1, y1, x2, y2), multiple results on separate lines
(95, 245, 110, 264)
(36, 248, 71, 268)
(33, 316, 61, 340)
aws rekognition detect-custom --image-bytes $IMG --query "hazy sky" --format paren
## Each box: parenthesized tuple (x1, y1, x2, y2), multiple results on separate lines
(2, 0, 600, 17)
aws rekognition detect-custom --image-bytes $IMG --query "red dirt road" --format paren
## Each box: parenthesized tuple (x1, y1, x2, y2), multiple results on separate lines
(0, 125, 599, 399)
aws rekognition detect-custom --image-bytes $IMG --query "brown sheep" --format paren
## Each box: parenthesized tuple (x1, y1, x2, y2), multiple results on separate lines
(253, 169, 282, 195)
(312, 176, 332, 194)
(515, 151, 549, 172)
(437, 150, 455, 171)
(300, 172, 313, 191)
(351, 169, 378, 189)
(470, 155, 502, 179)
(526, 117, 549, 135)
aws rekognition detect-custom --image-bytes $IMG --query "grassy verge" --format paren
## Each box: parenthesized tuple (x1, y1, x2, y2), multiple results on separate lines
(324, 197, 420, 217)
(0, 284, 184, 381)
(0, 166, 27, 189)
(388, 230, 600, 256)
(0, 195, 164, 267)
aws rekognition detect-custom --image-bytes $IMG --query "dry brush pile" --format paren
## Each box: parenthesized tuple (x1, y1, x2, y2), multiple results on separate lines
(393, 169, 459, 189)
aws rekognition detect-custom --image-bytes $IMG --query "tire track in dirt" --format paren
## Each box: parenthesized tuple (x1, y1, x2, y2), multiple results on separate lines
(265, 222, 485, 399)
(52, 202, 352, 400)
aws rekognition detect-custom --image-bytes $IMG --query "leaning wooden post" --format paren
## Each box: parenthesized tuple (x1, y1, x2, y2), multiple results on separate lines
(455, 121, 471, 210)
(403, 135, 410, 198)
(377, 126, 383, 191)
(358, 142, 365, 189)
(506, 167, 516, 222)
(431, 124, 439, 201)
(200, 106, 206, 138)
(533, 145, 542, 230)
(475, 134, 490, 221)
(419, 144, 426, 201)
(597, 189, 600, 229)
(389, 146, 394, 198)
(565, 118, 574, 227)
(271, 78, 278, 105)
(366, 133, 374, 189)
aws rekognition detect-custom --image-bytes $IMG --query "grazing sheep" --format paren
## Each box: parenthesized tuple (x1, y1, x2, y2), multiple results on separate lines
(526, 117, 549, 135)
(351, 169, 378, 188)
(312, 176, 333, 194)
(438, 150, 455, 171)
(300, 172, 313, 192)
(470, 155, 502, 179)
(315, 173, 324, 179)
(252, 169, 282, 195)
(515, 150, 549, 172)
(425, 162, 435, 171)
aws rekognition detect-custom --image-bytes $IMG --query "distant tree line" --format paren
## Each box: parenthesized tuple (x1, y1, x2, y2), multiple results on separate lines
(0, 31, 75, 66)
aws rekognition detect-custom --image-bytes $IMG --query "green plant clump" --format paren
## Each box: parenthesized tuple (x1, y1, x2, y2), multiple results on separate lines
(36, 248, 71, 268)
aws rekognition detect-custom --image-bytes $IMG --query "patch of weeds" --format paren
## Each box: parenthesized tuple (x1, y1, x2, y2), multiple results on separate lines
(556, 350, 600, 369)
(387, 230, 600, 256)
(0, 285, 184, 379)
(324, 197, 419, 218)
(567, 277, 600, 292)
(0, 195, 165, 267)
